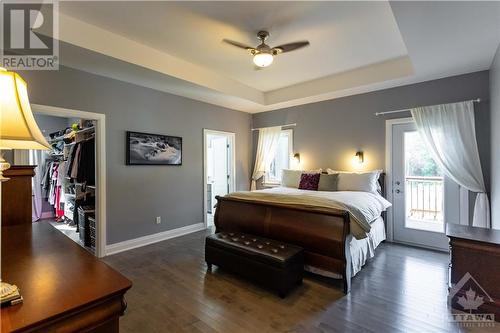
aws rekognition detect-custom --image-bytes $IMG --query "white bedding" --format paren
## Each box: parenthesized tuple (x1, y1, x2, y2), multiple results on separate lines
(229, 186, 391, 239)
(306, 216, 386, 279)
(263, 188, 389, 277)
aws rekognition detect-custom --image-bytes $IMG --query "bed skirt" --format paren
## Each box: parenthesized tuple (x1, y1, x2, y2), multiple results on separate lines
(305, 216, 386, 279)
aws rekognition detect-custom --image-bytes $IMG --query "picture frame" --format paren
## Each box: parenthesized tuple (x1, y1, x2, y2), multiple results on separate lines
(126, 131, 182, 165)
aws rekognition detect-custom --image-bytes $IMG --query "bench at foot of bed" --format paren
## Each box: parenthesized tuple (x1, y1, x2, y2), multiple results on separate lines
(205, 232, 304, 298)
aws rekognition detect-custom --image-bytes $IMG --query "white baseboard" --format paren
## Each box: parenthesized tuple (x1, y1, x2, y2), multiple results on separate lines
(105, 223, 206, 256)
(390, 239, 449, 253)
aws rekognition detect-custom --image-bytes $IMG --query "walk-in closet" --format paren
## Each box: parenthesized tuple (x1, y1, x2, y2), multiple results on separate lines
(31, 113, 98, 255)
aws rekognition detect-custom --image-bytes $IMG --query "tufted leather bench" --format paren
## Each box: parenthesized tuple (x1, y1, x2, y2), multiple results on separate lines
(205, 232, 304, 298)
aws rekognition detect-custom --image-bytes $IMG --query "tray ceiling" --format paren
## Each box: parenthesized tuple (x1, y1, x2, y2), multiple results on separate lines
(39, 1, 500, 113)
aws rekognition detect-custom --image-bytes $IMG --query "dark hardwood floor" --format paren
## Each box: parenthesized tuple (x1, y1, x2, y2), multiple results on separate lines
(104, 230, 496, 333)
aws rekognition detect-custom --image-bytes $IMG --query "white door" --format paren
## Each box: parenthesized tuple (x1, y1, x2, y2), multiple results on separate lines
(204, 130, 236, 227)
(392, 122, 461, 250)
(211, 136, 229, 199)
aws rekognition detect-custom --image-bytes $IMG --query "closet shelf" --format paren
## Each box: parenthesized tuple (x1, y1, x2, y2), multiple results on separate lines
(75, 127, 95, 134)
(66, 192, 94, 200)
(48, 136, 65, 143)
(48, 127, 93, 144)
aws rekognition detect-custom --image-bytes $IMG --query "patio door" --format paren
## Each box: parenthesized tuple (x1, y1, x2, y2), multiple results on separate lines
(392, 122, 463, 251)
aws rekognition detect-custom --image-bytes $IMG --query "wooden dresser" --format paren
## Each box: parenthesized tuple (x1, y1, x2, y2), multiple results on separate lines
(1, 222, 132, 332)
(446, 223, 500, 321)
(1, 165, 36, 226)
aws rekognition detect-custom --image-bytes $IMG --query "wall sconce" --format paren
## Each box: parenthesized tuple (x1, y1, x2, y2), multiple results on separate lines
(293, 153, 300, 163)
(355, 151, 364, 164)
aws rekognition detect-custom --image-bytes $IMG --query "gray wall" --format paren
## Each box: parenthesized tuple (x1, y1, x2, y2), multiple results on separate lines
(490, 44, 500, 229)
(34, 114, 70, 136)
(18, 66, 252, 244)
(253, 71, 491, 223)
(8, 64, 494, 241)
(3, 150, 14, 164)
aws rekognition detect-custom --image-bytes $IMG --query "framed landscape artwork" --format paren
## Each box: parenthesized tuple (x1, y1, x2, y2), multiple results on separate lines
(126, 131, 182, 165)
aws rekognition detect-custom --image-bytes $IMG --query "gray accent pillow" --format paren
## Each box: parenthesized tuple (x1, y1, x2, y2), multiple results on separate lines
(318, 173, 338, 191)
(281, 170, 302, 188)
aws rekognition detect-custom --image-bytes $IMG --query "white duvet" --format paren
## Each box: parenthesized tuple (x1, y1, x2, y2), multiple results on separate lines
(226, 187, 392, 239)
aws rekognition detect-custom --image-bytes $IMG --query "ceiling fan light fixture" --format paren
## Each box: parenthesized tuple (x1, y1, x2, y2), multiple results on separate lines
(223, 30, 309, 68)
(253, 52, 273, 67)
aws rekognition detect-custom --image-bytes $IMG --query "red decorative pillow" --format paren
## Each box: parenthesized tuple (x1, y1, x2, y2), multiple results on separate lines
(298, 173, 321, 191)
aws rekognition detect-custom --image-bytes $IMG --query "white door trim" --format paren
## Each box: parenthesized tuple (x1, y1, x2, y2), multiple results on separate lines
(203, 129, 236, 228)
(385, 117, 413, 242)
(31, 104, 107, 258)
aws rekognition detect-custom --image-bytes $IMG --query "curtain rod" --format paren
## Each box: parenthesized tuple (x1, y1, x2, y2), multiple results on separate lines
(374, 98, 481, 116)
(251, 123, 297, 131)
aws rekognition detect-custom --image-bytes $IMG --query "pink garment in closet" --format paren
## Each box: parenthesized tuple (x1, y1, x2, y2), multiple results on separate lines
(54, 186, 64, 218)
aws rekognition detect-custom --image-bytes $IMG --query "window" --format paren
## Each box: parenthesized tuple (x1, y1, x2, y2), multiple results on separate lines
(265, 129, 293, 185)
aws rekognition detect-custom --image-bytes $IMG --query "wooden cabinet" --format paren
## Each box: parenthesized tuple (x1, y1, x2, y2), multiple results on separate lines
(1, 165, 36, 226)
(446, 223, 500, 321)
(1, 223, 132, 332)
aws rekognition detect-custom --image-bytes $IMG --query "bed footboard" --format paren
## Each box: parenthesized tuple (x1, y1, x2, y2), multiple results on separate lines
(214, 196, 353, 293)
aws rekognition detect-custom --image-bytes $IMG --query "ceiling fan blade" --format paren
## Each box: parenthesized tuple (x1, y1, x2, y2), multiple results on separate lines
(273, 41, 310, 53)
(222, 39, 255, 51)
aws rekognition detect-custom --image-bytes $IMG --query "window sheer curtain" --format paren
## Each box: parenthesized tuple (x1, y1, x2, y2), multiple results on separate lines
(14, 149, 44, 221)
(30, 150, 44, 222)
(251, 126, 281, 191)
(13, 150, 29, 164)
(411, 101, 490, 228)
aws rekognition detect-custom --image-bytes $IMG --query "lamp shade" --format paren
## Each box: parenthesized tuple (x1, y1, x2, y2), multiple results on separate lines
(0, 68, 50, 150)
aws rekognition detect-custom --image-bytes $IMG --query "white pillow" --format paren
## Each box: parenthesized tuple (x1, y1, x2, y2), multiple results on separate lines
(326, 169, 382, 193)
(281, 169, 322, 188)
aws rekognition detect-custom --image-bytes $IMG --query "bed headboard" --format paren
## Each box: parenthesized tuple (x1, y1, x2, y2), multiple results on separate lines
(378, 172, 386, 198)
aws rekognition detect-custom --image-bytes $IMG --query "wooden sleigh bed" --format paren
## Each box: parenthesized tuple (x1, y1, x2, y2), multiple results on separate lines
(214, 174, 386, 294)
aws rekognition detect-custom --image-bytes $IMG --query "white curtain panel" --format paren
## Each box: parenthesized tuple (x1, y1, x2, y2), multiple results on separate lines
(251, 126, 282, 190)
(30, 149, 44, 222)
(411, 101, 490, 228)
(13, 150, 29, 164)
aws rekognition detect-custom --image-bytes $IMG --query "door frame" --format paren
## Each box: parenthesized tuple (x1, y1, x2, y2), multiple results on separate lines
(31, 104, 107, 258)
(385, 117, 414, 243)
(385, 117, 468, 250)
(203, 129, 236, 228)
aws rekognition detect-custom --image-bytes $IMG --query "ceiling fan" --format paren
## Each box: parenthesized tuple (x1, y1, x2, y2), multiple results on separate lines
(223, 31, 310, 68)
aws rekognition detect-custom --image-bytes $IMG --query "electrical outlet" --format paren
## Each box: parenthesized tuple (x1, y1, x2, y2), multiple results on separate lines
(155, 216, 161, 224)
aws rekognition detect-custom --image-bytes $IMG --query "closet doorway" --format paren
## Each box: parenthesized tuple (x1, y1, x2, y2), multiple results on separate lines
(31, 105, 106, 257)
(203, 130, 235, 228)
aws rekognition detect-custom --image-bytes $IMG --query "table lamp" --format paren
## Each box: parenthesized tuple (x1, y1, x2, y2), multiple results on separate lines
(0, 67, 50, 305)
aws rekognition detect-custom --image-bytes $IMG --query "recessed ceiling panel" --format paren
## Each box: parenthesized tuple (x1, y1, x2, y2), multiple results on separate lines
(60, 1, 408, 91)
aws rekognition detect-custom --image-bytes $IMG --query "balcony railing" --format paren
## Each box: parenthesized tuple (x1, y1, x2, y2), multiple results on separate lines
(406, 176, 443, 223)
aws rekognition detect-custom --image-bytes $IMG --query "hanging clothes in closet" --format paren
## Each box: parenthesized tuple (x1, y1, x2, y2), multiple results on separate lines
(40, 159, 64, 218)
(40, 124, 96, 222)
(67, 137, 95, 185)
(65, 130, 96, 231)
